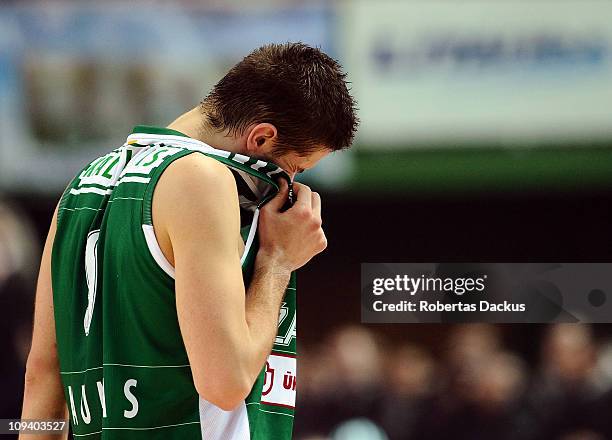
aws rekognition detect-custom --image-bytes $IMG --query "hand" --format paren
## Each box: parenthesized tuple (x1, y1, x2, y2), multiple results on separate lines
(257, 180, 327, 273)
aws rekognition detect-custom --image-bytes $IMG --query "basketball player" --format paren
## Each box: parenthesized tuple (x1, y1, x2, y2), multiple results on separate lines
(20, 43, 358, 439)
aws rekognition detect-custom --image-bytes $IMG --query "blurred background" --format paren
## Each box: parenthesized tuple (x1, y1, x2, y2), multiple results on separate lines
(1, 1, 612, 439)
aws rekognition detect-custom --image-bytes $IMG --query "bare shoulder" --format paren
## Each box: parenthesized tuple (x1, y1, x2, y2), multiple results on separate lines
(155, 153, 238, 208)
(152, 152, 240, 248)
(161, 152, 235, 191)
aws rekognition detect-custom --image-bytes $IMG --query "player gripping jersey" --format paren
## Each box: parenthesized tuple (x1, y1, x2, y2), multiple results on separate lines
(52, 127, 299, 439)
(20, 43, 358, 440)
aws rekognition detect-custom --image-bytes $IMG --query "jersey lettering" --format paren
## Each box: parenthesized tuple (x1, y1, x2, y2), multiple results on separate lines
(275, 302, 296, 347)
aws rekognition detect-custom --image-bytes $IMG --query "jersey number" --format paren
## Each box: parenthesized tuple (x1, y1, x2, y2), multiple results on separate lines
(84, 230, 100, 336)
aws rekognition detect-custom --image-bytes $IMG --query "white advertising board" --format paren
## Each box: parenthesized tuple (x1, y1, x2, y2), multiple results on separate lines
(339, 0, 612, 148)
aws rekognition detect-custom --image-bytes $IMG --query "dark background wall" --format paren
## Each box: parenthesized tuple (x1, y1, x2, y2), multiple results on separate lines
(11, 186, 612, 361)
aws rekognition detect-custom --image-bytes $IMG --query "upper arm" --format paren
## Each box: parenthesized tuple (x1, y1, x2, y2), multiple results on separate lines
(21, 203, 68, 434)
(27, 204, 60, 373)
(152, 154, 249, 399)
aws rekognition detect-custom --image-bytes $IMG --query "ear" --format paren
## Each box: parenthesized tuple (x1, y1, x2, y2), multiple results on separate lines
(245, 123, 278, 155)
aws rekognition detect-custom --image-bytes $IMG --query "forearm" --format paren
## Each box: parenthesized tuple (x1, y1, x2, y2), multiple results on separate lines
(20, 365, 68, 440)
(243, 252, 291, 381)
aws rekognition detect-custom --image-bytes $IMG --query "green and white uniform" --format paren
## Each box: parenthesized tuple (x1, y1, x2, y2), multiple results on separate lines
(51, 126, 297, 439)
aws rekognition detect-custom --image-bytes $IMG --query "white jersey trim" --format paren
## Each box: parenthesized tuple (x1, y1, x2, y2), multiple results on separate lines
(142, 224, 175, 279)
(70, 187, 111, 196)
(126, 132, 230, 159)
(142, 206, 257, 278)
(241, 208, 259, 266)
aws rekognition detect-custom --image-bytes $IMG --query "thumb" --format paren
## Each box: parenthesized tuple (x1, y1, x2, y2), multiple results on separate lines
(262, 178, 289, 212)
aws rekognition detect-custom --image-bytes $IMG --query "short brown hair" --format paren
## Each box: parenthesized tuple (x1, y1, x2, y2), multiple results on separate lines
(201, 42, 358, 156)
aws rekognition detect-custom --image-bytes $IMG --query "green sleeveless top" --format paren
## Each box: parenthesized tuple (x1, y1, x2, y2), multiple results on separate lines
(51, 126, 297, 439)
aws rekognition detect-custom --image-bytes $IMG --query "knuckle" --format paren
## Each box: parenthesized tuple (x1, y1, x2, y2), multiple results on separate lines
(295, 182, 312, 193)
(319, 236, 328, 250)
(295, 206, 310, 219)
(317, 231, 327, 249)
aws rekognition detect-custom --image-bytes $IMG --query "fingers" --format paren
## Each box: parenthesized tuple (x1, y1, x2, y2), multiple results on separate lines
(292, 182, 312, 211)
(312, 191, 321, 221)
(263, 179, 289, 212)
(265, 181, 321, 227)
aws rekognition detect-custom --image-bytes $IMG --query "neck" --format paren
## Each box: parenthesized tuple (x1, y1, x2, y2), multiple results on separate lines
(167, 106, 247, 155)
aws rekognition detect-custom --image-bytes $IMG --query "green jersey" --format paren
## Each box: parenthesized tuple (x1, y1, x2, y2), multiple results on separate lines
(51, 126, 297, 439)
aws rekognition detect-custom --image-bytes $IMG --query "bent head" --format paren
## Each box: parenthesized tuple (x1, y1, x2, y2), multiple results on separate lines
(201, 43, 359, 178)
